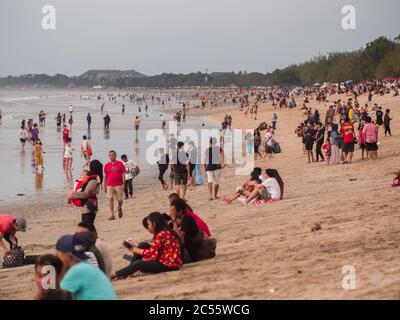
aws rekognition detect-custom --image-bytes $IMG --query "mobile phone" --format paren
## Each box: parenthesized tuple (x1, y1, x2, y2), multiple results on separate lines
(122, 254, 132, 262)
(123, 240, 133, 249)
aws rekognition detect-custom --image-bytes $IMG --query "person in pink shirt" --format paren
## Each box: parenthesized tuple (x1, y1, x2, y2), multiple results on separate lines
(362, 116, 378, 160)
(0, 214, 27, 255)
(104, 150, 126, 221)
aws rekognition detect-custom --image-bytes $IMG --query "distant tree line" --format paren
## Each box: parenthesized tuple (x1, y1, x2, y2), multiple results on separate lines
(0, 35, 399, 88)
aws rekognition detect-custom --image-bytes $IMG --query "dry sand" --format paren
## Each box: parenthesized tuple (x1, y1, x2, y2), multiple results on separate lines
(1, 91, 400, 300)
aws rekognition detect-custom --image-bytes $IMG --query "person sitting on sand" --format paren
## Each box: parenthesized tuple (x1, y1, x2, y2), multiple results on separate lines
(34, 254, 66, 300)
(77, 222, 113, 277)
(111, 212, 182, 280)
(222, 168, 263, 204)
(56, 234, 117, 300)
(168, 193, 212, 240)
(239, 169, 283, 205)
(73, 229, 104, 271)
(168, 198, 212, 262)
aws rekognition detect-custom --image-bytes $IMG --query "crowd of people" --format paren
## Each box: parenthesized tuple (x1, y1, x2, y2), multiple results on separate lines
(295, 94, 393, 165)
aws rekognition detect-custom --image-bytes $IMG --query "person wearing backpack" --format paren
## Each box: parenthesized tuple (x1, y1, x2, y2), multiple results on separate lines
(121, 154, 139, 199)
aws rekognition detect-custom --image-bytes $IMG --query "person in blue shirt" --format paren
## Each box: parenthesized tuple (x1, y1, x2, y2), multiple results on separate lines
(56, 234, 117, 300)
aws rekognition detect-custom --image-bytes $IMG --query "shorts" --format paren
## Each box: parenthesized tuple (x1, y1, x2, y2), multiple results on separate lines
(207, 169, 221, 184)
(107, 185, 123, 201)
(261, 189, 271, 200)
(266, 145, 274, 153)
(20, 138, 26, 143)
(175, 172, 188, 185)
(342, 142, 355, 153)
(305, 142, 314, 151)
(189, 163, 196, 177)
(365, 142, 378, 151)
(247, 145, 253, 154)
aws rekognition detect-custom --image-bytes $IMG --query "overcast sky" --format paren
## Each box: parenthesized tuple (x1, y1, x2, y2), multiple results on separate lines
(0, 0, 399, 76)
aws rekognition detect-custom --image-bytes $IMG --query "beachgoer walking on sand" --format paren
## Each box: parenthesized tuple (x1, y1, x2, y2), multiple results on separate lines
(322, 137, 331, 166)
(19, 125, 28, 150)
(340, 118, 356, 164)
(315, 122, 325, 162)
(103, 114, 111, 130)
(263, 128, 274, 159)
(134, 116, 141, 138)
(363, 116, 378, 160)
(87, 113, 92, 130)
(64, 138, 73, 171)
(171, 141, 190, 201)
(157, 148, 169, 190)
(104, 150, 126, 220)
(330, 124, 341, 165)
(384, 109, 392, 137)
(62, 125, 70, 146)
(34, 139, 45, 170)
(80, 135, 92, 169)
(121, 154, 138, 200)
(204, 137, 225, 201)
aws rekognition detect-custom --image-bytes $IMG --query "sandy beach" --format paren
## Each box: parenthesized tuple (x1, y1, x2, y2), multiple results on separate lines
(1, 90, 400, 300)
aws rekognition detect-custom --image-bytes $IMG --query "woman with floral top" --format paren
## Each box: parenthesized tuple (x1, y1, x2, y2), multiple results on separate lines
(112, 212, 182, 280)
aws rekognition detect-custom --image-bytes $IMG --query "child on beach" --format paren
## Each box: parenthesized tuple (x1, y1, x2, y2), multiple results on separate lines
(64, 138, 73, 171)
(34, 139, 45, 170)
(322, 137, 331, 166)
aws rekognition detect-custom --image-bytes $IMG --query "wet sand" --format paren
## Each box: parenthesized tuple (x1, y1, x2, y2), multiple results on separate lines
(1, 90, 400, 300)
(0, 88, 212, 210)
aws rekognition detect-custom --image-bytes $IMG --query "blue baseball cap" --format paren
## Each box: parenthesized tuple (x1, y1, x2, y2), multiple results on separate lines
(56, 234, 89, 261)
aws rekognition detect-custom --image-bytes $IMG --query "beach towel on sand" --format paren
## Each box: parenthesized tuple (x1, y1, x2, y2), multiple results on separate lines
(252, 199, 276, 206)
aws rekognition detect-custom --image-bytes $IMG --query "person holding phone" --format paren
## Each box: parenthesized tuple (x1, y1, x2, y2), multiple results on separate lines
(111, 212, 182, 280)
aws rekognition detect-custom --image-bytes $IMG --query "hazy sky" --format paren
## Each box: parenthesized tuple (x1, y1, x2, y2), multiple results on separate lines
(0, 0, 399, 76)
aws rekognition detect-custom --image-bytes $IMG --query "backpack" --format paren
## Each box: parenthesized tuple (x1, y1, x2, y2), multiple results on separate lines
(198, 238, 217, 261)
(2, 245, 25, 268)
(273, 141, 281, 153)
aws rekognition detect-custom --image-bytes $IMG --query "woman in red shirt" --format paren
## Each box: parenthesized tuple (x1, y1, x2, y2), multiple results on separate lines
(112, 212, 182, 280)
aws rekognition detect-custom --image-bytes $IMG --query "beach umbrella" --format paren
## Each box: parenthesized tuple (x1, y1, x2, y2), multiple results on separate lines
(313, 82, 321, 87)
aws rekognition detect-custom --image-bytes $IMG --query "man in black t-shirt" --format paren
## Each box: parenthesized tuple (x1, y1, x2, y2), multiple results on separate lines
(204, 137, 224, 201)
(376, 107, 384, 126)
(314, 122, 325, 162)
(171, 142, 190, 201)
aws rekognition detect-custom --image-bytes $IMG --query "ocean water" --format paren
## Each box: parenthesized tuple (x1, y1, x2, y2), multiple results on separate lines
(0, 88, 214, 210)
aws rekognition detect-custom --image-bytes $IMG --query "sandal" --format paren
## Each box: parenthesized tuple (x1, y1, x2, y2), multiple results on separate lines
(108, 216, 116, 221)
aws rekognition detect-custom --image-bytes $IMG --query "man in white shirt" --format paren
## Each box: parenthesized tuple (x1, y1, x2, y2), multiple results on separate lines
(264, 128, 274, 159)
(121, 154, 138, 199)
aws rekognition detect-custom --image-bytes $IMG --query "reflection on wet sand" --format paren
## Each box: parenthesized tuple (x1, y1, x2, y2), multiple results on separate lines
(35, 172, 43, 191)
